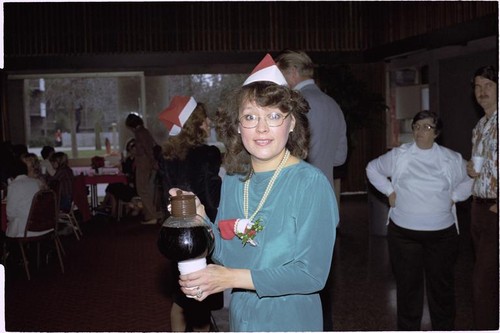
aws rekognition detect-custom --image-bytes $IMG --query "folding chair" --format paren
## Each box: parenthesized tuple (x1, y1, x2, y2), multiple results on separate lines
(8, 189, 65, 280)
(49, 180, 83, 240)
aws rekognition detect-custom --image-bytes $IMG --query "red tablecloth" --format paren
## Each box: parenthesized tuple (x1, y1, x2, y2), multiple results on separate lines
(73, 175, 92, 222)
(81, 174, 128, 214)
(84, 174, 128, 186)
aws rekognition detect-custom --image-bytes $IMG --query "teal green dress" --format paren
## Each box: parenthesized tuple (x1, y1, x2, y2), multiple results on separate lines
(212, 161, 338, 331)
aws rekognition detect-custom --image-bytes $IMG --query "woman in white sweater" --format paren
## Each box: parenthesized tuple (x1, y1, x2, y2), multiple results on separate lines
(366, 110, 473, 330)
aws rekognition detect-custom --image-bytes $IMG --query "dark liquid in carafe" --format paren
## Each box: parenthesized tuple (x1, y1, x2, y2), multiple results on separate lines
(158, 225, 210, 262)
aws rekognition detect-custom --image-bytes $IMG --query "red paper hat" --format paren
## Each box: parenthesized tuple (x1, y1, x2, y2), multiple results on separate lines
(158, 96, 197, 136)
(243, 53, 288, 86)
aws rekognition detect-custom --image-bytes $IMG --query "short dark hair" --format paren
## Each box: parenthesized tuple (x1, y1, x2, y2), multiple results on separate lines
(41, 145, 55, 159)
(412, 110, 443, 136)
(125, 113, 144, 129)
(49, 152, 69, 168)
(10, 159, 28, 178)
(472, 65, 498, 85)
(12, 144, 28, 158)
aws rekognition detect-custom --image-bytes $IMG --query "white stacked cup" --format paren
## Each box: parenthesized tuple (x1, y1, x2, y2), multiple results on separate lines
(178, 257, 207, 298)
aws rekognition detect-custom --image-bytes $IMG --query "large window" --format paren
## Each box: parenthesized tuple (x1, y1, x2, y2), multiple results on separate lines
(8, 72, 246, 158)
(9, 72, 143, 158)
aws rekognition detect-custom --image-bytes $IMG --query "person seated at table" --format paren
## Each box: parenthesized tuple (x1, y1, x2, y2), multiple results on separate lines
(20, 152, 47, 186)
(40, 145, 56, 177)
(6, 159, 44, 238)
(48, 152, 74, 212)
(98, 138, 140, 218)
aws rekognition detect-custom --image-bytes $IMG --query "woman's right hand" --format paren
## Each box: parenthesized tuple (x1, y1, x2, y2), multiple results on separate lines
(179, 264, 228, 301)
(179, 265, 255, 302)
(388, 192, 396, 207)
(168, 188, 208, 219)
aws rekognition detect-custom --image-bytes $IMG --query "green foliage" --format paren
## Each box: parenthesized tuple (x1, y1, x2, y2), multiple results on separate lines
(66, 149, 104, 158)
(28, 135, 54, 148)
(191, 74, 246, 118)
(236, 218, 264, 247)
(54, 113, 69, 132)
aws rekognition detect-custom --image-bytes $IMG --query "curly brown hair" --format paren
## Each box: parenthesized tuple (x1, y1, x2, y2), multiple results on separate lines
(163, 103, 210, 161)
(21, 152, 41, 177)
(49, 152, 69, 168)
(216, 82, 310, 176)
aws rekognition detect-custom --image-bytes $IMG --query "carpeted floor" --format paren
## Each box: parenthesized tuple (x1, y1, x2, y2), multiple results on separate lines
(4, 213, 175, 332)
(2, 194, 481, 331)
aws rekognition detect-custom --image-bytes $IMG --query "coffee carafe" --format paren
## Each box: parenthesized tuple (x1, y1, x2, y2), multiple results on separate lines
(158, 191, 213, 275)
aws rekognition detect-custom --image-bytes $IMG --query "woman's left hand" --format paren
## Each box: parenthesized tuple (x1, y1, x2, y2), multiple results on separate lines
(467, 160, 479, 178)
(168, 188, 208, 219)
(388, 191, 396, 207)
(179, 264, 230, 302)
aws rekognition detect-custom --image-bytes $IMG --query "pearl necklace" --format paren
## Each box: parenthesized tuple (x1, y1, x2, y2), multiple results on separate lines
(244, 149, 291, 221)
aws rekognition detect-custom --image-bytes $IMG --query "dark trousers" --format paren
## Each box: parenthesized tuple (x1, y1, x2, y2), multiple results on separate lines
(388, 222, 458, 330)
(471, 199, 499, 330)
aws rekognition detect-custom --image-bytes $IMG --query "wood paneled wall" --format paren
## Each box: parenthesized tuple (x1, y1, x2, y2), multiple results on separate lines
(4, 2, 496, 57)
(342, 63, 387, 193)
(365, 1, 497, 46)
(2, 1, 497, 192)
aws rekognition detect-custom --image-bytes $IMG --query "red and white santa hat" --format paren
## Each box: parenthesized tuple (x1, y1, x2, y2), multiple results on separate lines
(158, 96, 197, 136)
(243, 53, 288, 86)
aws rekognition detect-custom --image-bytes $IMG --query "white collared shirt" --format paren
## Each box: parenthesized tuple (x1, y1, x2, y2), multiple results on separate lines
(6, 175, 47, 238)
(366, 142, 473, 231)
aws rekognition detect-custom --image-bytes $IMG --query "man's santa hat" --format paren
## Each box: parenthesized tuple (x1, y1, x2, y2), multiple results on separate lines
(243, 53, 288, 86)
(158, 96, 197, 136)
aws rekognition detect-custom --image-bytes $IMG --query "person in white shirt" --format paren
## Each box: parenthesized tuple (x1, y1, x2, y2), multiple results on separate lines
(40, 145, 56, 177)
(6, 159, 45, 238)
(366, 110, 473, 330)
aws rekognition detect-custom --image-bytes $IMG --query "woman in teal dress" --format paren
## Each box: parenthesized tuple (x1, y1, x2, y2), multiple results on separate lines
(172, 55, 338, 331)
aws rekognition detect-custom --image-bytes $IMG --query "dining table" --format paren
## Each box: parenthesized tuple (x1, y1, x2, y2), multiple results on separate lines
(71, 167, 128, 215)
(85, 174, 128, 212)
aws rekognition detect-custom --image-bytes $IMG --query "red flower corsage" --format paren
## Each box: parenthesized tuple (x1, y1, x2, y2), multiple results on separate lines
(219, 218, 263, 247)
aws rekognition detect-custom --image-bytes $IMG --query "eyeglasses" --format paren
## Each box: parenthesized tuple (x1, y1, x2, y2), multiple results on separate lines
(411, 123, 436, 132)
(239, 112, 290, 129)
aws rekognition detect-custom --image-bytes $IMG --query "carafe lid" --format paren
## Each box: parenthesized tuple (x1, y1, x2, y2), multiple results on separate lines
(170, 190, 197, 217)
